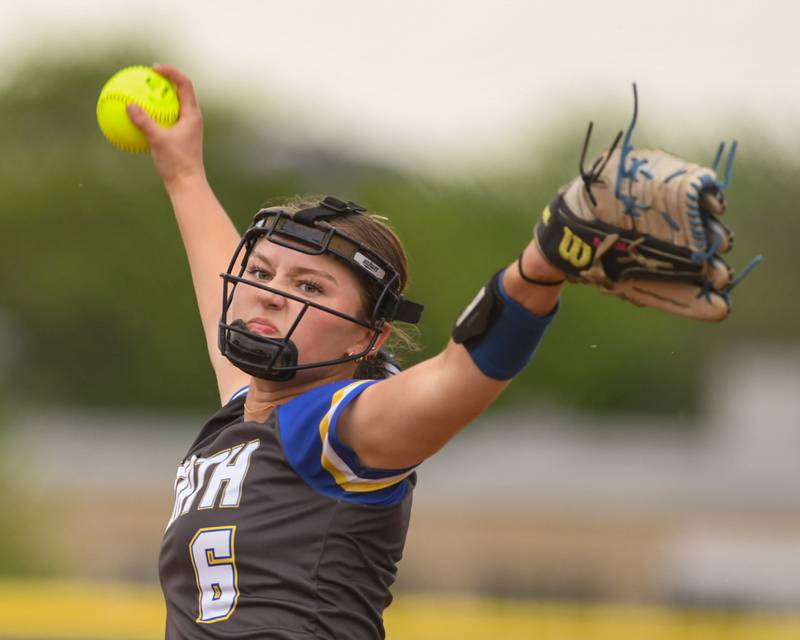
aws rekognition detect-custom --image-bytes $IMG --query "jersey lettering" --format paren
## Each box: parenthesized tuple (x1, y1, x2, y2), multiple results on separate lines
(199, 440, 260, 509)
(166, 440, 260, 529)
(183, 450, 232, 514)
(168, 456, 197, 528)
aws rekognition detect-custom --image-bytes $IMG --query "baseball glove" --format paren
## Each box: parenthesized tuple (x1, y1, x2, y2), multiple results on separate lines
(534, 86, 760, 321)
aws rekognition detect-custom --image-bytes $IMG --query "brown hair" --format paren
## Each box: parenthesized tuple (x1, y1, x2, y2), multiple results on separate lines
(273, 196, 420, 377)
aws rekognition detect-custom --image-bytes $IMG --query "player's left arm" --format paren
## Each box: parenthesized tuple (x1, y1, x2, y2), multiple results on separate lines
(337, 239, 564, 470)
(340, 86, 763, 471)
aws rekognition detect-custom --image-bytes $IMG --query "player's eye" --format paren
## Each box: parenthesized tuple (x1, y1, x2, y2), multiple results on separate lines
(298, 279, 323, 295)
(247, 266, 272, 282)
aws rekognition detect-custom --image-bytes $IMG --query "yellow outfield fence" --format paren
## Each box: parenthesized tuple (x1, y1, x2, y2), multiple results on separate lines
(1, 578, 799, 640)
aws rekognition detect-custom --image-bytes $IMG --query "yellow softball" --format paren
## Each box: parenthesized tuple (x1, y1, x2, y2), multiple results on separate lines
(96, 66, 180, 152)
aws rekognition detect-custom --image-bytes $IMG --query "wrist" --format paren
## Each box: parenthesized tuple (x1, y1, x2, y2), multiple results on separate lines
(163, 169, 209, 196)
(452, 269, 558, 380)
(520, 241, 567, 282)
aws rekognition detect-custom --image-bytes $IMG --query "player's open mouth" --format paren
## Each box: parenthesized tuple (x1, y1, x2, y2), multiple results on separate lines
(246, 319, 279, 336)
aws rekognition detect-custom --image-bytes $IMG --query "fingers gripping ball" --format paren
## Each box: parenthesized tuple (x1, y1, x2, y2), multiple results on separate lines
(96, 66, 180, 152)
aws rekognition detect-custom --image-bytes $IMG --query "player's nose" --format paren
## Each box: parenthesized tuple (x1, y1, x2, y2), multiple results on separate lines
(258, 285, 287, 310)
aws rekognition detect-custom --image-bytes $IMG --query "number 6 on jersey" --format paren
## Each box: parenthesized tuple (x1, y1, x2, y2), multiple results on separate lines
(189, 526, 240, 623)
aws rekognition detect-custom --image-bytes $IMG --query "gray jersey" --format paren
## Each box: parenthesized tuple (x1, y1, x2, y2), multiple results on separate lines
(159, 379, 416, 639)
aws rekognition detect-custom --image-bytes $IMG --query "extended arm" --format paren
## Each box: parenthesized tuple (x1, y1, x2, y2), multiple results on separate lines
(338, 241, 564, 469)
(340, 87, 758, 469)
(127, 65, 249, 402)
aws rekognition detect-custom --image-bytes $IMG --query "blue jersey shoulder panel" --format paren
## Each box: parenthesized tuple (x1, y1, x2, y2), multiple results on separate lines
(277, 379, 415, 506)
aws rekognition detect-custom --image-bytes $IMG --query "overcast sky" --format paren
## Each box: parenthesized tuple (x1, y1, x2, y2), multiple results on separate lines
(1, 0, 797, 172)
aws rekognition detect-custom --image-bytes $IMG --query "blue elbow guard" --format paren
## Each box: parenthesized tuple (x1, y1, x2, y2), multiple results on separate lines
(452, 269, 557, 380)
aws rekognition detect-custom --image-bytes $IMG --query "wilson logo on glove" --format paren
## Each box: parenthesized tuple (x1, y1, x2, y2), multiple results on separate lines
(558, 228, 593, 268)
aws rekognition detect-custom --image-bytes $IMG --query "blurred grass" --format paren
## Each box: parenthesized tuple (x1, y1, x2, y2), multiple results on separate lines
(1, 579, 799, 640)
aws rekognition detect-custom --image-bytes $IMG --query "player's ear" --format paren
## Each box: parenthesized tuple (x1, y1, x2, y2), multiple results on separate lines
(347, 323, 392, 359)
(372, 322, 392, 354)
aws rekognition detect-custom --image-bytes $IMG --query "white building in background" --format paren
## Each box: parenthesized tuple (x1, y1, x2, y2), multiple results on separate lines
(3, 349, 799, 606)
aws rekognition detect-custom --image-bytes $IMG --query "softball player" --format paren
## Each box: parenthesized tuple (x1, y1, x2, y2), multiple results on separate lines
(128, 64, 560, 639)
(129, 65, 745, 638)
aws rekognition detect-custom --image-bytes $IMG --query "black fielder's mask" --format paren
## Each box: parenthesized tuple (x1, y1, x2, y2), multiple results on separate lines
(218, 196, 424, 381)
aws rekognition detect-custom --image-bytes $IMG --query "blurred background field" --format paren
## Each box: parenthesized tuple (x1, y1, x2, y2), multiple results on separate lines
(3, 580, 800, 640)
(1, 1, 799, 637)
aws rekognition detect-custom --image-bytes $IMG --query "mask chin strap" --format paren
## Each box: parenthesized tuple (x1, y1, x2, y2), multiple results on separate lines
(225, 320, 299, 382)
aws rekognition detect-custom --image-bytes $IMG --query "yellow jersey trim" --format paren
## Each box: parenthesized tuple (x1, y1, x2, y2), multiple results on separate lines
(318, 380, 413, 493)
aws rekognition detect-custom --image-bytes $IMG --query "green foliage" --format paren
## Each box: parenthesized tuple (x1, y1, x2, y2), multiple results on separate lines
(1, 52, 797, 422)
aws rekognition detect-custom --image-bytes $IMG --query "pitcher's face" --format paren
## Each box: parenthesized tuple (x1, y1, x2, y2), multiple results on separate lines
(230, 240, 374, 377)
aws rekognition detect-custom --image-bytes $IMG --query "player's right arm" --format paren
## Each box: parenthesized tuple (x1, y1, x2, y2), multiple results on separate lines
(127, 64, 249, 404)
